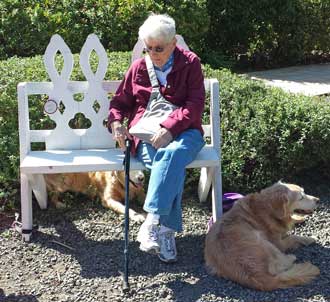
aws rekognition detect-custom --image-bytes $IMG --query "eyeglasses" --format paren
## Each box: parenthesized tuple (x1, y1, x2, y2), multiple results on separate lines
(143, 45, 166, 53)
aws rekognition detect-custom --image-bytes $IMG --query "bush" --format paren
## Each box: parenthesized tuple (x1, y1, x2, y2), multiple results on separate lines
(2, 53, 330, 193)
(204, 65, 330, 192)
(206, 0, 330, 69)
(2, 0, 330, 69)
(0, 0, 209, 59)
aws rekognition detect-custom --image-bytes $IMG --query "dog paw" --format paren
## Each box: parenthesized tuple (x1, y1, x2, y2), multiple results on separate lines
(287, 254, 297, 263)
(299, 236, 316, 246)
(132, 213, 146, 223)
(299, 262, 320, 277)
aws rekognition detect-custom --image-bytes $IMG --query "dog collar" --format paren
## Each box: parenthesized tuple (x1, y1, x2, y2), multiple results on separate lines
(129, 178, 138, 188)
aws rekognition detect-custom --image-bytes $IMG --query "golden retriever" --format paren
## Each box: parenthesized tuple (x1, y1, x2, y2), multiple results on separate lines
(204, 181, 320, 291)
(44, 170, 146, 222)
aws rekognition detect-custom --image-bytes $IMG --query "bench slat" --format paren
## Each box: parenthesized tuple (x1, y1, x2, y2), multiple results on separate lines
(29, 125, 211, 143)
(20, 146, 219, 174)
(23, 79, 210, 95)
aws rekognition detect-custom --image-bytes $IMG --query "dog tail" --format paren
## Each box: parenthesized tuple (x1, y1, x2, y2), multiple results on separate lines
(274, 262, 320, 289)
(247, 262, 320, 291)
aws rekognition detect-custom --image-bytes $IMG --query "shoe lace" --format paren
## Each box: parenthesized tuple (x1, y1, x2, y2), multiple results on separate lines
(163, 232, 175, 253)
(149, 225, 158, 241)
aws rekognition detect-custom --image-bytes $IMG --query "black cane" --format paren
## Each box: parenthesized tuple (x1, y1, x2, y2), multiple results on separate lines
(123, 138, 132, 291)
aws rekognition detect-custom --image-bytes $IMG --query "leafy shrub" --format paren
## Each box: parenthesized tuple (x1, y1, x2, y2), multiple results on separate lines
(206, 0, 330, 69)
(204, 65, 330, 192)
(0, 0, 209, 59)
(2, 53, 330, 194)
(2, 0, 330, 69)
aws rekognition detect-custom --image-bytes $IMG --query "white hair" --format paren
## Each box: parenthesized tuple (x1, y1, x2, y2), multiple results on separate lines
(139, 14, 176, 43)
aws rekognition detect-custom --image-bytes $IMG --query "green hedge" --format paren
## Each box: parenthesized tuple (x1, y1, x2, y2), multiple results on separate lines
(2, 0, 330, 69)
(206, 0, 330, 68)
(205, 66, 330, 191)
(1, 53, 330, 193)
(0, 0, 209, 60)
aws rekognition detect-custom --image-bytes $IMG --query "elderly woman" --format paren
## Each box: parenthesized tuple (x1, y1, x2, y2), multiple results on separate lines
(108, 14, 205, 263)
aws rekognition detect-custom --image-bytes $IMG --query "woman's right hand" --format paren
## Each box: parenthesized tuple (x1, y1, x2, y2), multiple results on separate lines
(111, 121, 132, 150)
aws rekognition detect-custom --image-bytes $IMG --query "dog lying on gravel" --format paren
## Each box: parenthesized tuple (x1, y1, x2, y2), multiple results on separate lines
(205, 181, 320, 291)
(44, 170, 146, 222)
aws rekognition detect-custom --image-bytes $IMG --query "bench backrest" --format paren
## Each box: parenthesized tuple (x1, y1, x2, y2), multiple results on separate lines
(18, 34, 219, 157)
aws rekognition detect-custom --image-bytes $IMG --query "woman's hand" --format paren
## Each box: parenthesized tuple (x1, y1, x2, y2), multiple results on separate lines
(151, 127, 173, 149)
(111, 121, 132, 150)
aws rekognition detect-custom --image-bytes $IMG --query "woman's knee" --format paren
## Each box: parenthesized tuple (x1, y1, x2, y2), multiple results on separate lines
(154, 145, 192, 165)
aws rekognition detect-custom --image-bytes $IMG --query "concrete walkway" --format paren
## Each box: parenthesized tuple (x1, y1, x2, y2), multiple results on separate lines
(245, 63, 330, 96)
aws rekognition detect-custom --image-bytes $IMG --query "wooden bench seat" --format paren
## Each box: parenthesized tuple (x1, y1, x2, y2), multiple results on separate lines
(21, 145, 220, 174)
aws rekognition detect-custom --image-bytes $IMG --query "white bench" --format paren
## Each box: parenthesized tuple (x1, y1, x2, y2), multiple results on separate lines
(18, 34, 223, 242)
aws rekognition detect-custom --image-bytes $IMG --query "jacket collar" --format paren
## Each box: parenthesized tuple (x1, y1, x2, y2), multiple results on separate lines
(170, 46, 191, 73)
(154, 52, 174, 72)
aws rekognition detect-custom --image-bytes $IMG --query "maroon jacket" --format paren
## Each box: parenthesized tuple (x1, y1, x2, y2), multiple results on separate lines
(108, 46, 205, 155)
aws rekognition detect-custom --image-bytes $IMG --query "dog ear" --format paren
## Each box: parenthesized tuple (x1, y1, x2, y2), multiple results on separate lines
(270, 189, 289, 220)
(113, 170, 125, 186)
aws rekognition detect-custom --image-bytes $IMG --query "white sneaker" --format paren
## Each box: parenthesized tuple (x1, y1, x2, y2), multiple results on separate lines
(137, 222, 160, 254)
(158, 229, 177, 263)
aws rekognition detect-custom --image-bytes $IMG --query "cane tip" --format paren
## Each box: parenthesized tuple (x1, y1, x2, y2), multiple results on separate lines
(122, 282, 130, 294)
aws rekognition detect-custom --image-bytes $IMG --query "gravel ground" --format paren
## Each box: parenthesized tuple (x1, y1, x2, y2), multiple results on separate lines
(1, 182, 330, 302)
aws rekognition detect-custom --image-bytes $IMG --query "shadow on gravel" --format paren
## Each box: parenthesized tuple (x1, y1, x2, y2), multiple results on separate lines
(30, 217, 330, 302)
(0, 288, 39, 302)
(165, 241, 330, 302)
(31, 218, 207, 280)
(23, 184, 330, 302)
(32, 219, 130, 279)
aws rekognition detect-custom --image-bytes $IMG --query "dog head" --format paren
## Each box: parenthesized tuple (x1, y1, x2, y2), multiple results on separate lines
(260, 181, 319, 223)
(128, 170, 145, 189)
(285, 182, 319, 222)
(113, 170, 145, 188)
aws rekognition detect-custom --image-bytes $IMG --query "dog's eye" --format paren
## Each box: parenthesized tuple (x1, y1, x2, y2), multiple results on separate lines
(299, 193, 305, 200)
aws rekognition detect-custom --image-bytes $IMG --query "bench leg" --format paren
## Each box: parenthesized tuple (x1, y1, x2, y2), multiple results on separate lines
(20, 173, 33, 242)
(198, 166, 223, 222)
(29, 174, 48, 209)
(198, 167, 214, 202)
(211, 166, 223, 222)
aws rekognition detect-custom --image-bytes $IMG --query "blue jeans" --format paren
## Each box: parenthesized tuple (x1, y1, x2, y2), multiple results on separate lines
(135, 129, 205, 232)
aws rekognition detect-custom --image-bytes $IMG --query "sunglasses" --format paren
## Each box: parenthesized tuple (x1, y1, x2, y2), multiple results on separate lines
(143, 45, 166, 53)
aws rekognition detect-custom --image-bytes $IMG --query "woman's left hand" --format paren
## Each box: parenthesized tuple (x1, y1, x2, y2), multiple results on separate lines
(151, 128, 173, 149)
(111, 120, 132, 151)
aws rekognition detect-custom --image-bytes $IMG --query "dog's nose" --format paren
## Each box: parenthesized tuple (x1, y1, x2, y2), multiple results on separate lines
(138, 174, 144, 182)
(306, 194, 319, 203)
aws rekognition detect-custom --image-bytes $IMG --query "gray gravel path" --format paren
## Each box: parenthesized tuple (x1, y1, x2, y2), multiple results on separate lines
(1, 184, 330, 302)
